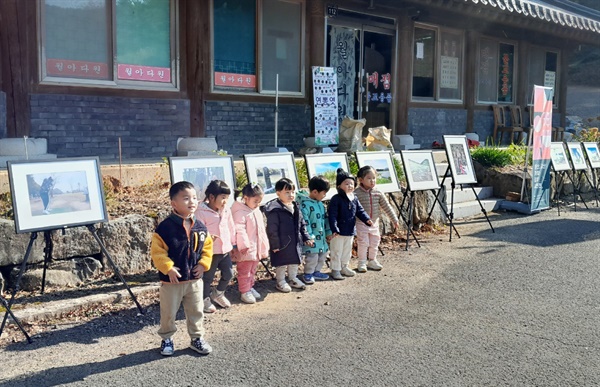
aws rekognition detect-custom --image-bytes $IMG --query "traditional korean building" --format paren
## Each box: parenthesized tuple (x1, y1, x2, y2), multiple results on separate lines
(0, 0, 598, 160)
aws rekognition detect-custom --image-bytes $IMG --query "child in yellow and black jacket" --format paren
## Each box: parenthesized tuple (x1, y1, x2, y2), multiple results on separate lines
(151, 181, 214, 356)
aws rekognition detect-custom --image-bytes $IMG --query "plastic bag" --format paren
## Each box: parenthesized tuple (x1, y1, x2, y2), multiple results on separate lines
(365, 126, 394, 151)
(336, 117, 365, 153)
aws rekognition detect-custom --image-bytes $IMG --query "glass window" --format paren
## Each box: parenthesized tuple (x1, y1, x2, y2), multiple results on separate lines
(41, 0, 177, 87)
(412, 27, 435, 99)
(527, 46, 559, 106)
(476, 39, 516, 104)
(439, 32, 462, 101)
(212, 0, 305, 95)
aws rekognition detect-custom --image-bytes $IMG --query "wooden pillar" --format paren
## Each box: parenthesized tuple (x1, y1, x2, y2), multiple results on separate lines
(396, 14, 413, 135)
(0, 0, 31, 138)
(185, 0, 209, 137)
(464, 31, 477, 133)
(558, 48, 568, 128)
(309, 0, 325, 67)
(517, 41, 529, 107)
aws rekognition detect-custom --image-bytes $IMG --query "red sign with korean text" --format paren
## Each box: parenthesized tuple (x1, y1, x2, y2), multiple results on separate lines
(118, 64, 171, 83)
(46, 59, 109, 79)
(214, 72, 256, 88)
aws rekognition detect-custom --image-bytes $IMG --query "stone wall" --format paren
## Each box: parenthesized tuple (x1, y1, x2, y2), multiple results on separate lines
(29, 94, 190, 161)
(408, 107, 468, 147)
(473, 109, 495, 144)
(204, 101, 311, 156)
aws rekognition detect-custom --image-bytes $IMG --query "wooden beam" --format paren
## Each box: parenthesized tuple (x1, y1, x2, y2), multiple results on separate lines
(185, 0, 209, 137)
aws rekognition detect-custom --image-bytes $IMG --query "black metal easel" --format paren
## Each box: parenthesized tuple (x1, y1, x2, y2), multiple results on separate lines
(0, 225, 144, 343)
(551, 166, 568, 216)
(388, 191, 420, 248)
(567, 168, 589, 212)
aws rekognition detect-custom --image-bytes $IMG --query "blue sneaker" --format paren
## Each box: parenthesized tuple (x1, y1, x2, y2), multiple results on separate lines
(313, 271, 330, 281)
(303, 273, 315, 285)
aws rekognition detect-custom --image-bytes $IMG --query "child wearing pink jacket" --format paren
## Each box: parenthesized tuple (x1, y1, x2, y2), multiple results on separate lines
(231, 183, 270, 304)
(195, 180, 236, 313)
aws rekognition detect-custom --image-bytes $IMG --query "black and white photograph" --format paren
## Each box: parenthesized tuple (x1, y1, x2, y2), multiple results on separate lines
(244, 153, 299, 204)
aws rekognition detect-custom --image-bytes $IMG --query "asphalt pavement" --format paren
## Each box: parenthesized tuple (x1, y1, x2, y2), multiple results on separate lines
(1, 206, 600, 386)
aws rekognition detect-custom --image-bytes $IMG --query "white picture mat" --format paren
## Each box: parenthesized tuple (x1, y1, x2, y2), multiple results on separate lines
(582, 142, 600, 169)
(244, 153, 299, 204)
(355, 151, 402, 193)
(304, 153, 349, 200)
(400, 150, 441, 192)
(169, 156, 236, 207)
(550, 142, 572, 171)
(9, 158, 107, 234)
(443, 135, 477, 185)
(566, 142, 588, 170)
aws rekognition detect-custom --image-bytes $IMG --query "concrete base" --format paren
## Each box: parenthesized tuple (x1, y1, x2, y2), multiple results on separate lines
(176, 137, 218, 156)
(499, 200, 540, 214)
(398, 144, 421, 150)
(262, 146, 290, 153)
(0, 153, 57, 167)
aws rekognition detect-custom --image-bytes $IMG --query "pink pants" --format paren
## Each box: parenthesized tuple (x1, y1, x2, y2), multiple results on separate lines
(236, 260, 258, 293)
(356, 221, 381, 262)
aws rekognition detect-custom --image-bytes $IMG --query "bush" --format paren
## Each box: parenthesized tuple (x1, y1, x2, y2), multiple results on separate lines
(573, 127, 600, 143)
(470, 146, 513, 168)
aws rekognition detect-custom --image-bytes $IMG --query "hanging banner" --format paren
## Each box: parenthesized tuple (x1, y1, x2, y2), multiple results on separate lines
(329, 27, 355, 126)
(312, 66, 339, 146)
(530, 85, 553, 212)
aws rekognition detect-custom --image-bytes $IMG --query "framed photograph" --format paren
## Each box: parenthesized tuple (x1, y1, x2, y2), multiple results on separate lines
(582, 142, 600, 169)
(304, 153, 349, 199)
(354, 151, 401, 193)
(550, 142, 571, 171)
(443, 135, 477, 185)
(399, 150, 441, 192)
(7, 157, 108, 234)
(169, 156, 236, 207)
(566, 142, 588, 171)
(244, 152, 299, 204)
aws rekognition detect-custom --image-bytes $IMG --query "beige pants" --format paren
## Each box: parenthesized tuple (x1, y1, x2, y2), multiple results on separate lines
(329, 235, 354, 271)
(158, 279, 205, 340)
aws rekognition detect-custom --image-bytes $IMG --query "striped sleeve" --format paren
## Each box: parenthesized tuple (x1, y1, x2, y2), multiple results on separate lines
(379, 191, 399, 223)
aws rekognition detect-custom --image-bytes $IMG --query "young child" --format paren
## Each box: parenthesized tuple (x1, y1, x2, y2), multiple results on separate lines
(264, 178, 314, 292)
(231, 183, 270, 304)
(151, 181, 213, 356)
(195, 180, 235, 313)
(355, 165, 400, 272)
(328, 168, 372, 280)
(296, 176, 332, 283)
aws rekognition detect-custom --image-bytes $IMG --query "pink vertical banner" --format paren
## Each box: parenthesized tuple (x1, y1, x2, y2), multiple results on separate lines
(530, 85, 554, 211)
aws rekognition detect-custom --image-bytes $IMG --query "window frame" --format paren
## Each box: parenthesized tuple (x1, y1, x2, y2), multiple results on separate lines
(475, 36, 518, 105)
(37, 0, 180, 91)
(526, 46, 560, 108)
(210, 0, 306, 97)
(410, 23, 464, 104)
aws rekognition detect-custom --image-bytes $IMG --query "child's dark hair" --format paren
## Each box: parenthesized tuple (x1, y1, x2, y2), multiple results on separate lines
(204, 180, 231, 200)
(169, 181, 195, 200)
(275, 178, 295, 192)
(234, 183, 264, 200)
(308, 176, 330, 192)
(357, 165, 377, 179)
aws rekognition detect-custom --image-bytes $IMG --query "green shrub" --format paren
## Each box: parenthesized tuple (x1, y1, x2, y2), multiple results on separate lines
(505, 143, 529, 165)
(295, 160, 309, 189)
(470, 146, 513, 167)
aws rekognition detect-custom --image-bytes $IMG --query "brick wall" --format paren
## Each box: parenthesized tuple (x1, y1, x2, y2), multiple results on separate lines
(204, 101, 311, 156)
(473, 109, 495, 144)
(30, 94, 190, 161)
(408, 107, 468, 147)
(0, 92, 6, 138)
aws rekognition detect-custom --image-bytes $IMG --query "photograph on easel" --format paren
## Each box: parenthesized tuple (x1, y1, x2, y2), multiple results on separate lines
(550, 142, 572, 171)
(399, 150, 441, 192)
(443, 135, 477, 185)
(243, 152, 299, 204)
(582, 142, 600, 169)
(169, 156, 236, 207)
(566, 142, 588, 170)
(8, 158, 108, 234)
(355, 151, 401, 193)
(304, 153, 349, 199)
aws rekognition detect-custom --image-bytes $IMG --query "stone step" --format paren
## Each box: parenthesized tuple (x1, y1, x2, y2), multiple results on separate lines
(451, 198, 502, 220)
(447, 186, 493, 204)
(432, 150, 448, 163)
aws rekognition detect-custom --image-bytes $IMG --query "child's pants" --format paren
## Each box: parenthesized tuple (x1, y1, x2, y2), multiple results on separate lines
(329, 235, 354, 271)
(237, 260, 259, 293)
(158, 279, 204, 340)
(356, 221, 381, 262)
(203, 252, 234, 298)
(275, 264, 299, 285)
(304, 252, 328, 274)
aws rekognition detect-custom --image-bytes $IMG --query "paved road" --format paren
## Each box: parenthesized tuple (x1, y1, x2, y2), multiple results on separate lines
(1, 208, 600, 386)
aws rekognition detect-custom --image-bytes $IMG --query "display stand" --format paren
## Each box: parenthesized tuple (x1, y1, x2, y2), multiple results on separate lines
(424, 167, 461, 241)
(576, 169, 599, 207)
(570, 169, 590, 211)
(0, 225, 144, 342)
(550, 166, 568, 216)
(388, 191, 420, 248)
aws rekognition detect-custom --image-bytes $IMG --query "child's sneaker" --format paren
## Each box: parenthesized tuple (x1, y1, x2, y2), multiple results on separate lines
(340, 266, 356, 277)
(367, 259, 383, 271)
(289, 277, 306, 290)
(331, 270, 345, 280)
(250, 288, 262, 299)
(203, 297, 217, 313)
(190, 337, 212, 355)
(313, 271, 329, 281)
(276, 281, 292, 293)
(160, 338, 174, 356)
(356, 261, 368, 273)
(240, 291, 256, 304)
(211, 289, 231, 308)
(303, 273, 315, 284)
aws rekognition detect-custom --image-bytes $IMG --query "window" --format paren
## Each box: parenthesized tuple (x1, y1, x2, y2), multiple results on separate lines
(40, 0, 177, 89)
(527, 46, 559, 106)
(477, 39, 516, 104)
(212, 0, 305, 95)
(412, 25, 463, 102)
